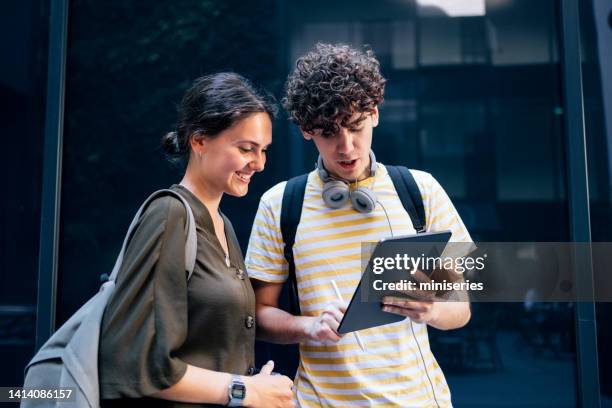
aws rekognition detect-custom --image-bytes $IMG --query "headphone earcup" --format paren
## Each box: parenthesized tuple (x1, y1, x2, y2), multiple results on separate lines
(350, 187, 377, 213)
(322, 180, 350, 209)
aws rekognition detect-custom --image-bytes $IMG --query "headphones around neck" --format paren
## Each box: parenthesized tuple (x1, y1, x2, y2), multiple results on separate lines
(317, 151, 378, 213)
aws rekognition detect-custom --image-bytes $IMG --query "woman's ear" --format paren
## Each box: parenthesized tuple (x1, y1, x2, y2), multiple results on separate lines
(189, 132, 208, 156)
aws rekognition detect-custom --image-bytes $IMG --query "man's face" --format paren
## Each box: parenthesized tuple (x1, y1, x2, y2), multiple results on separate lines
(303, 107, 379, 182)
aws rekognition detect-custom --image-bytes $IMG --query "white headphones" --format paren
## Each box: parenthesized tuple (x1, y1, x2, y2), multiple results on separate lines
(317, 151, 378, 213)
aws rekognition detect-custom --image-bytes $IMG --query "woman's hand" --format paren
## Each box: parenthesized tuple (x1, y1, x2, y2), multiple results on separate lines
(242, 361, 295, 408)
(302, 300, 347, 343)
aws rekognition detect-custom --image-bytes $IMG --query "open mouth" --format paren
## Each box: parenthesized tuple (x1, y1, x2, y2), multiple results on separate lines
(235, 171, 252, 183)
(338, 159, 358, 169)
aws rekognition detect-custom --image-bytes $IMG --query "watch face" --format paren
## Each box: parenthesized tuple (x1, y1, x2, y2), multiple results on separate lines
(231, 383, 246, 399)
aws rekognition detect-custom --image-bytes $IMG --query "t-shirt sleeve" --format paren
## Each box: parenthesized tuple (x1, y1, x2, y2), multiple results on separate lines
(421, 173, 476, 258)
(99, 196, 189, 398)
(245, 193, 288, 284)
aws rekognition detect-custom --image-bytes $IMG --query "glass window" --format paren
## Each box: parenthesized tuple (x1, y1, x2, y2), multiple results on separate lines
(580, 0, 612, 405)
(58, 0, 283, 321)
(58, 0, 579, 406)
(282, 1, 576, 406)
(0, 0, 48, 387)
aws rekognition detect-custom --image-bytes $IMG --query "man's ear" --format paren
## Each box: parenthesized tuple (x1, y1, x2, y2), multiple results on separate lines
(371, 106, 379, 128)
(301, 129, 314, 141)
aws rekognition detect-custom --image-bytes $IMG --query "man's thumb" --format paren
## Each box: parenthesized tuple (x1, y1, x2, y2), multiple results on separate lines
(260, 360, 274, 375)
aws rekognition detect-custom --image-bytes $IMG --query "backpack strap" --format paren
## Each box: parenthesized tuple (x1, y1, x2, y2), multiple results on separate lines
(278, 167, 426, 314)
(280, 174, 308, 315)
(108, 189, 198, 283)
(386, 166, 427, 233)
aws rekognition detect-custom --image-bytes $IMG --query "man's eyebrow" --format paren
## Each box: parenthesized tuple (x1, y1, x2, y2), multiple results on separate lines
(345, 115, 367, 128)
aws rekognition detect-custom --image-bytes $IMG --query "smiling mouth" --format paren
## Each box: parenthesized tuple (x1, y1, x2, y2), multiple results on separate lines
(235, 171, 252, 183)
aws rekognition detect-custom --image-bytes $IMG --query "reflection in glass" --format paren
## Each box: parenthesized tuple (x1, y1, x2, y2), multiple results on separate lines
(0, 0, 48, 388)
(283, 0, 575, 406)
(580, 0, 612, 405)
(58, 0, 579, 406)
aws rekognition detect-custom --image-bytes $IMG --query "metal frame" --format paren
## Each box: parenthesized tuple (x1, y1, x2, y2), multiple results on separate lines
(35, 0, 69, 351)
(559, 0, 601, 406)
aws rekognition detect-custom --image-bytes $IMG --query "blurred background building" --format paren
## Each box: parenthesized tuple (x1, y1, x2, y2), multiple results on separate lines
(1, 0, 611, 406)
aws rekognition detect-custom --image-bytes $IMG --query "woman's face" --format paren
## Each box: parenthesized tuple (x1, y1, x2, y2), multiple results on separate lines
(196, 112, 272, 197)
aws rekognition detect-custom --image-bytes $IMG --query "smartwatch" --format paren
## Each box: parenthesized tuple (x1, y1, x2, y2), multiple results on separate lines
(227, 375, 247, 407)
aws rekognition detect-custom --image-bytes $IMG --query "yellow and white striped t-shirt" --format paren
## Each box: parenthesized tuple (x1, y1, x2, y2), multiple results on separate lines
(245, 163, 473, 407)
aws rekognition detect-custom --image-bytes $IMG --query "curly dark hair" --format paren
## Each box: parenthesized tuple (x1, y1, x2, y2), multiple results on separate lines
(282, 43, 386, 137)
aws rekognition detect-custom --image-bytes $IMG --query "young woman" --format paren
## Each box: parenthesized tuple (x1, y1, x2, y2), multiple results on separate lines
(99, 73, 295, 408)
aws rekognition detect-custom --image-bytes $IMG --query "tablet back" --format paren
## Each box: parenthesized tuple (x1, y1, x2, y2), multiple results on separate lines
(337, 231, 452, 334)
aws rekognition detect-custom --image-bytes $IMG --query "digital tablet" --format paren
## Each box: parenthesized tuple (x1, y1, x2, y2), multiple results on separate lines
(337, 230, 452, 334)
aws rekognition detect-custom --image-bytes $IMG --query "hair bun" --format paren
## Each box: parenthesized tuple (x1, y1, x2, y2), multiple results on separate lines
(162, 72, 277, 166)
(161, 131, 181, 156)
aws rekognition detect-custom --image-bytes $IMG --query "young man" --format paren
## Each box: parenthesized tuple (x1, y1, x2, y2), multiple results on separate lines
(246, 43, 473, 407)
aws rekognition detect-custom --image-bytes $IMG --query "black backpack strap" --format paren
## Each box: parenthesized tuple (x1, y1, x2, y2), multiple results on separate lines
(256, 175, 308, 378)
(280, 174, 309, 315)
(386, 165, 426, 233)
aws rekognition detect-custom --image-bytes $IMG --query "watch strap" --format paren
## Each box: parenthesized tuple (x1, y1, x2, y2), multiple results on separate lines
(227, 374, 246, 407)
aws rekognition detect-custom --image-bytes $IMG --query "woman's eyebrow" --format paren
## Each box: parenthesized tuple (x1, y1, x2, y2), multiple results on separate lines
(236, 140, 272, 148)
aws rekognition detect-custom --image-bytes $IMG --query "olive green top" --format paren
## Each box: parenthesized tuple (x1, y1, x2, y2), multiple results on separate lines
(99, 185, 256, 407)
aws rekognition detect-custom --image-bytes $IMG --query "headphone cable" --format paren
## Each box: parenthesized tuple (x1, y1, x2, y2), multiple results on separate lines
(377, 199, 441, 408)
(377, 199, 394, 238)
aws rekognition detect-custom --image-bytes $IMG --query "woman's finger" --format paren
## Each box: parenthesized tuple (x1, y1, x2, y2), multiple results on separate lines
(260, 360, 274, 375)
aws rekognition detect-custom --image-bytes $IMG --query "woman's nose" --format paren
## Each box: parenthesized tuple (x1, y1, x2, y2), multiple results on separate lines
(251, 151, 266, 172)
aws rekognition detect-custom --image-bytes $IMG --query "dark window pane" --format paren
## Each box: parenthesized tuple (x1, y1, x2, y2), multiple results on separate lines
(59, 0, 282, 321)
(580, 0, 612, 405)
(58, 0, 582, 406)
(0, 0, 48, 387)
(283, 0, 576, 406)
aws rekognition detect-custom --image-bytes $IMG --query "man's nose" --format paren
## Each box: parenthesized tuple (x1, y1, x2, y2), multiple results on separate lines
(336, 129, 354, 155)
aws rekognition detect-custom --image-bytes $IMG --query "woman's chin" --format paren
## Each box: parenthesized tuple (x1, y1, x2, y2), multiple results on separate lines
(226, 184, 249, 197)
